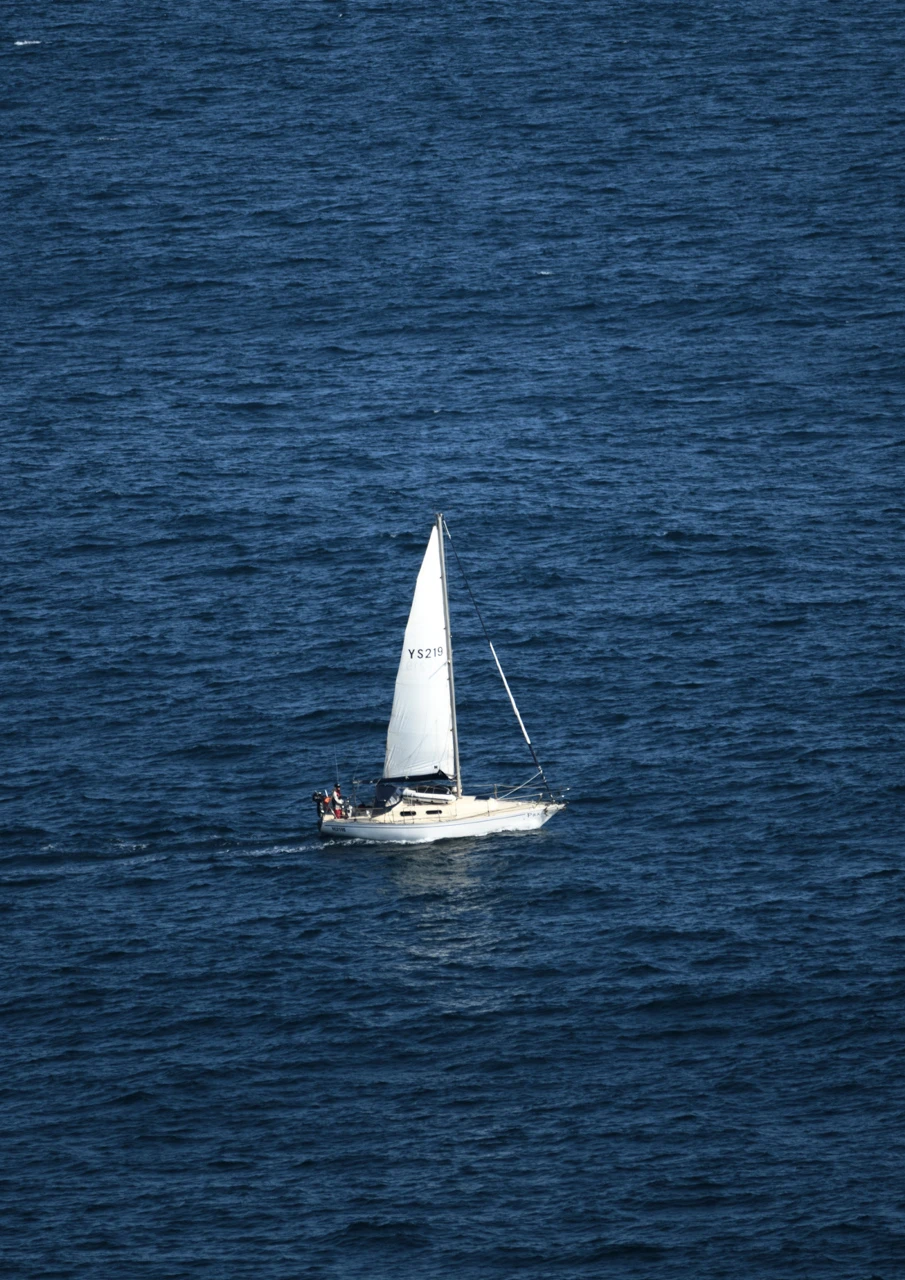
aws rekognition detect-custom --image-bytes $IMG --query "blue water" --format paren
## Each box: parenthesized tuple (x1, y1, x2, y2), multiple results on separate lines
(4, 3, 905, 1276)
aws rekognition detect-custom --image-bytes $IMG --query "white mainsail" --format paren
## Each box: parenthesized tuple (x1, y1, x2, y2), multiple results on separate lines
(382, 525, 456, 780)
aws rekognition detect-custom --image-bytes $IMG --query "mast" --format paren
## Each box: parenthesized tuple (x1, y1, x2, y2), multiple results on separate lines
(437, 512, 462, 797)
(442, 517, 558, 801)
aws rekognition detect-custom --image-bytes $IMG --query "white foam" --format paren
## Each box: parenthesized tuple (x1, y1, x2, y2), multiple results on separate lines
(244, 843, 319, 857)
(15, 40, 41, 46)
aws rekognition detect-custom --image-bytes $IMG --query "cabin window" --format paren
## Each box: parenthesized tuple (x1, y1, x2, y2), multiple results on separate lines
(400, 810, 416, 816)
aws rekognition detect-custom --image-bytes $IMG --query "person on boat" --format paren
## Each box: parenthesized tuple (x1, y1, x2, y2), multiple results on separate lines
(331, 783, 343, 816)
(313, 788, 329, 818)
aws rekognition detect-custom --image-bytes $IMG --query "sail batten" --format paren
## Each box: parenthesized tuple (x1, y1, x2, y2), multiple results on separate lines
(382, 525, 455, 781)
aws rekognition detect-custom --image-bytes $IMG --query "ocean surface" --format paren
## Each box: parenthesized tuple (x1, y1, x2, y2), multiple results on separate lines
(3, 2, 904, 1276)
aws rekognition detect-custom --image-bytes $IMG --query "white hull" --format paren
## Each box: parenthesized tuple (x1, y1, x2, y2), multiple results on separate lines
(320, 795, 564, 844)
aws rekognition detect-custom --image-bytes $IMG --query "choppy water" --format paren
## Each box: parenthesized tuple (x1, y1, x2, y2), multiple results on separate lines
(3, 3, 904, 1276)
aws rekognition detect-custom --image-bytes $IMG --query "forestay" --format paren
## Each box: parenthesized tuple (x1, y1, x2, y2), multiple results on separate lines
(383, 526, 455, 780)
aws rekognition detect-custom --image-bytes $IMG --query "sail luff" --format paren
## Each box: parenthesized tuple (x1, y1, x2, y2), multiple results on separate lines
(488, 640, 532, 745)
(437, 512, 462, 796)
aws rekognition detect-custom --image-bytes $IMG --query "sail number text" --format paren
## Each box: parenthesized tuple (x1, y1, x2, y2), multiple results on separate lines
(408, 646, 444, 659)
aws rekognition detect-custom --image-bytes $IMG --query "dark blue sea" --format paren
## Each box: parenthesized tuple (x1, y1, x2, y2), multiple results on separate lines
(3, 2, 904, 1276)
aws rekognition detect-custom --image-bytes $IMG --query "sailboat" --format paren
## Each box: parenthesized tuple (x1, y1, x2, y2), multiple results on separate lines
(316, 514, 565, 843)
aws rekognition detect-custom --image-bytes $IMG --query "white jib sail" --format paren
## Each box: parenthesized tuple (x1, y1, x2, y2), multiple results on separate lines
(383, 526, 455, 780)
